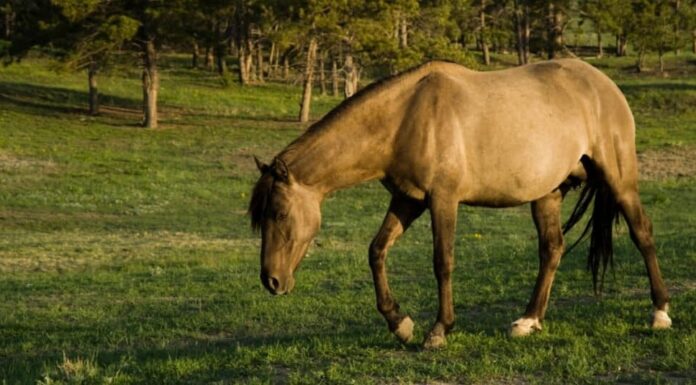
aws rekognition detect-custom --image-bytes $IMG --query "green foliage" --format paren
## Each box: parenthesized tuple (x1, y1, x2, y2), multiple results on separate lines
(50, 0, 101, 22)
(1, 0, 63, 60)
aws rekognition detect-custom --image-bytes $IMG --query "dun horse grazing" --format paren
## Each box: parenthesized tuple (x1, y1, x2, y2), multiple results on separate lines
(249, 59, 671, 349)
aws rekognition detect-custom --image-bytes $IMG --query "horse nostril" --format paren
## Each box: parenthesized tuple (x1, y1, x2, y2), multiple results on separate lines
(268, 276, 280, 291)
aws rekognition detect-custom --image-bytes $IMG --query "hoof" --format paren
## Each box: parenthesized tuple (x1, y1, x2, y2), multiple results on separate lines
(651, 309, 672, 330)
(394, 316, 414, 343)
(509, 317, 542, 338)
(422, 332, 446, 350)
(422, 323, 447, 350)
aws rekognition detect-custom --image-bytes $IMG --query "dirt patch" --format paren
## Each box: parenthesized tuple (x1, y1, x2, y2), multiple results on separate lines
(638, 146, 696, 180)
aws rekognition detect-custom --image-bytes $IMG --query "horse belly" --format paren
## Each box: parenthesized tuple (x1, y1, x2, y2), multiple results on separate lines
(459, 127, 586, 207)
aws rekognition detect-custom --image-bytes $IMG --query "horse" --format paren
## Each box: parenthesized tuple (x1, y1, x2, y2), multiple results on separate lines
(248, 59, 672, 349)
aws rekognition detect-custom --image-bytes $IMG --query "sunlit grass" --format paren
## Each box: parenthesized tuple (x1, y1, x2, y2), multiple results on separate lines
(0, 55, 694, 384)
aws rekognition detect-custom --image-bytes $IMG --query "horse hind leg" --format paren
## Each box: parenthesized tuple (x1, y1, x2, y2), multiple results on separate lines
(510, 188, 565, 337)
(369, 194, 426, 343)
(614, 187, 671, 329)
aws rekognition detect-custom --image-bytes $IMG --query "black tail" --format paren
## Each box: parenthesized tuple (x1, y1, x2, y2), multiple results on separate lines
(562, 163, 621, 294)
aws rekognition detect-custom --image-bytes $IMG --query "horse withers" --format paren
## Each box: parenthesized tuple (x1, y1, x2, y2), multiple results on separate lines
(249, 59, 671, 349)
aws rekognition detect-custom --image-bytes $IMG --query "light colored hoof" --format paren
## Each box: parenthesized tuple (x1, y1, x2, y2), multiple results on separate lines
(651, 309, 672, 330)
(394, 316, 414, 343)
(509, 317, 542, 338)
(422, 332, 446, 350)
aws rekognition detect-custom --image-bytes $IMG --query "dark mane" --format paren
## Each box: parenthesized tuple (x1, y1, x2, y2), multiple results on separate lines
(249, 172, 275, 232)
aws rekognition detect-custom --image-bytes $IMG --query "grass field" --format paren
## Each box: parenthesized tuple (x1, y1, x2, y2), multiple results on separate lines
(1, 54, 695, 384)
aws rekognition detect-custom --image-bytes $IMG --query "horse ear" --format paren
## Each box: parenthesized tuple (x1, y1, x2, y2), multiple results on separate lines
(272, 158, 294, 183)
(254, 156, 269, 174)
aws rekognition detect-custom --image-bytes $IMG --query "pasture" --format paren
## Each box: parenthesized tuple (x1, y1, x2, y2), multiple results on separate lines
(1, 55, 695, 384)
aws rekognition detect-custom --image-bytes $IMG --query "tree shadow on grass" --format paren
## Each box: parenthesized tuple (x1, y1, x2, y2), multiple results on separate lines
(0, 81, 141, 123)
(620, 82, 696, 93)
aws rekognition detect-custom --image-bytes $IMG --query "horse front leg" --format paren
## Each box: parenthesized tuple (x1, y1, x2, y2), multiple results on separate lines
(369, 195, 425, 343)
(423, 195, 458, 349)
(510, 189, 564, 337)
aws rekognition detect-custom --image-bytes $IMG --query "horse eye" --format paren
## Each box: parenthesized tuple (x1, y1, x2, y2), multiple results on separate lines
(276, 212, 288, 221)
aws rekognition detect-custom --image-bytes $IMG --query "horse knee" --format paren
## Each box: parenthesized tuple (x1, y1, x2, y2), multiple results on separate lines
(369, 237, 391, 268)
(368, 242, 383, 267)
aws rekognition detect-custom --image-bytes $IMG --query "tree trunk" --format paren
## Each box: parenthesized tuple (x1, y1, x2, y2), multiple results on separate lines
(256, 42, 264, 83)
(596, 29, 603, 58)
(319, 52, 326, 96)
(87, 63, 99, 115)
(344, 53, 359, 98)
(268, 42, 276, 79)
(522, 4, 530, 63)
(238, 42, 248, 85)
(547, 2, 563, 59)
(228, 38, 236, 56)
(674, 0, 681, 56)
(273, 48, 281, 79)
(636, 48, 646, 73)
(192, 41, 199, 68)
(616, 34, 627, 56)
(142, 39, 159, 129)
(299, 37, 318, 123)
(479, 0, 490, 66)
(399, 14, 408, 48)
(513, 0, 526, 65)
(283, 55, 289, 81)
(245, 38, 255, 83)
(215, 43, 227, 76)
(659, 48, 665, 74)
(204, 45, 214, 71)
(331, 59, 339, 96)
(4, 7, 14, 39)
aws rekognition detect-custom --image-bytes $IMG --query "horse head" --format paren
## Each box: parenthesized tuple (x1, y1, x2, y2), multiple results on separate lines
(249, 157, 321, 295)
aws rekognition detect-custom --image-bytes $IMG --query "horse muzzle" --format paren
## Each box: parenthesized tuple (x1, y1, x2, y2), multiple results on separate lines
(260, 271, 295, 295)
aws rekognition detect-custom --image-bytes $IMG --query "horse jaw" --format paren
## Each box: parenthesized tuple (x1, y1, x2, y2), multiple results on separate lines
(509, 317, 542, 337)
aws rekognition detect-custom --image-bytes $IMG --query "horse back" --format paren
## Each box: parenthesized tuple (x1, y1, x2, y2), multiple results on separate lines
(385, 60, 632, 206)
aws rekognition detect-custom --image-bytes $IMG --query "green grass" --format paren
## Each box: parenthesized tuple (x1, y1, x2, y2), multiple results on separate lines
(1, 55, 695, 384)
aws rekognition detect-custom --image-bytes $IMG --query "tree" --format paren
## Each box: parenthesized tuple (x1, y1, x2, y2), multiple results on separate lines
(50, 0, 139, 115)
(298, 36, 317, 122)
(512, 0, 532, 64)
(1, 0, 61, 61)
(580, 0, 619, 58)
(122, 0, 192, 128)
(546, 1, 568, 59)
(628, 0, 680, 73)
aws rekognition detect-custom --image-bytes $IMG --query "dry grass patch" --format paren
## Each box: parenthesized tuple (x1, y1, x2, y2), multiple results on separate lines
(0, 151, 59, 173)
(0, 230, 257, 273)
(638, 146, 696, 180)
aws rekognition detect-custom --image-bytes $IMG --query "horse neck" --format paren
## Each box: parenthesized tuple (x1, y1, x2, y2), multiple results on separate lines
(281, 102, 399, 195)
